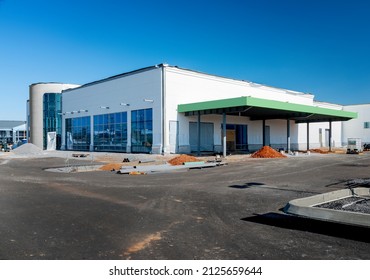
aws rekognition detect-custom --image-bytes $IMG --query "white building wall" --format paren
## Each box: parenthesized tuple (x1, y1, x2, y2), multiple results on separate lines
(61, 68, 163, 152)
(297, 121, 342, 150)
(51, 64, 349, 155)
(164, 66, 321, 153)
(343, 104, 370, 144)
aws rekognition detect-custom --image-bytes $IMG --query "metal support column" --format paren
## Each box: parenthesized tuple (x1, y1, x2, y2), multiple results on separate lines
(306, 121, 310, 151)
(329, 120, 332, 152)
(197, 111, 201, 156)
(222, 112, 227, 158)
(262, 119, 266, 147)
(287, 119, 291, 152)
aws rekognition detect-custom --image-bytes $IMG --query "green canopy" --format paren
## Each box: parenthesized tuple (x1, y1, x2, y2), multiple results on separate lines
(178, 96, 356, 123)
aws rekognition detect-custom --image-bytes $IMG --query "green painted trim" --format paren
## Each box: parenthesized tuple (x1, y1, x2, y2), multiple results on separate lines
(178, 97, 247, 112)
(178, 96, 357, 119)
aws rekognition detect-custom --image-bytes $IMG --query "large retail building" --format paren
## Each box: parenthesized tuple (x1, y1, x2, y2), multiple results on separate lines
(28, 64, 367, 155)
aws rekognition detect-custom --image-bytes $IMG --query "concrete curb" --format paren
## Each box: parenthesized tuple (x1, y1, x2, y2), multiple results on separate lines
(284, 187, 370, 228)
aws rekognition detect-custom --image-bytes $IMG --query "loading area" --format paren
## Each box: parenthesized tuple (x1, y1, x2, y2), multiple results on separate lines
(179, 96, 357, 156)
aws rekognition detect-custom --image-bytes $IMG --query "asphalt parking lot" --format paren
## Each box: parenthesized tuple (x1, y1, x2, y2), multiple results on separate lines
(1, 152, 370, 260)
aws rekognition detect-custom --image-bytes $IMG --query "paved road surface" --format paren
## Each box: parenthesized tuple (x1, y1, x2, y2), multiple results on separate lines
(1, 153, 370, 259)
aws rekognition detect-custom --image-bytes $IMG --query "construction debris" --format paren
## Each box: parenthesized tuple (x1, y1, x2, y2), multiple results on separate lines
(138, 159, 155, 164)
(251, 146, 287, 158)
(168, 154, 199, 165)
(309, 149, 329, 154)
(129, 171, 146, 175)
(72, 153, 89, 158)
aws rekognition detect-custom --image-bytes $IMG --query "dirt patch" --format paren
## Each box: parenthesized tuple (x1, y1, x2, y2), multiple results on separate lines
(99, 163, 123, 171)
(309, 148, 329, 154)
(168, 154, 199, 165)
(251, 146, 286, 158)
(123, 232, 162, 257)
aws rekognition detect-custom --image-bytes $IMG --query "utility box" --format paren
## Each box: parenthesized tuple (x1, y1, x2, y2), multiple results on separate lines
(347, 138, 362, 154)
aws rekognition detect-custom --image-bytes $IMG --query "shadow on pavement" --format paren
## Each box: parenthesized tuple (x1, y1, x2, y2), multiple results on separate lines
(241, 212, 370, 243)
(229, 182, 265, 189)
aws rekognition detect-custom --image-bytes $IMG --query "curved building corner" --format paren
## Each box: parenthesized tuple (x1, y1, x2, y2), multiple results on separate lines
(29, 83, 80, 150)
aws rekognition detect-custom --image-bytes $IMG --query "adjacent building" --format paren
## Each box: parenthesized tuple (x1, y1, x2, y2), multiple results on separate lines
(0, 120, 27, 144)
(342, 104, 370, 144)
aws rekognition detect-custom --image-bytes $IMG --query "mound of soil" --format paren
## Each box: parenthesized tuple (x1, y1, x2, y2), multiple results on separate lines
(168, 154, 199, 165)
(99, 163, 123, 171)
(309, 149, 329, 154)
(12, 143, 43, 155)
(251, 146, 286, 158)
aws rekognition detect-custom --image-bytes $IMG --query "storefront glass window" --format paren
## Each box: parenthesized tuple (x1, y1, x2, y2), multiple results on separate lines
(93, 112, 127, 152)
(131, 108, 153, 153)
(43, 93, 62, 149)
(65, 116, 91, 151)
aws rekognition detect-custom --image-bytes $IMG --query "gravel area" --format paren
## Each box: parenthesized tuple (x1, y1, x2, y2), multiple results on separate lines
(315, 196, 370, 214)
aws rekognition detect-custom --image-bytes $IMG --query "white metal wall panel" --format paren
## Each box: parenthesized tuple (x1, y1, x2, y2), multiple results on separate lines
(343, 104, 370, 144)
(62, 68, 162, 152)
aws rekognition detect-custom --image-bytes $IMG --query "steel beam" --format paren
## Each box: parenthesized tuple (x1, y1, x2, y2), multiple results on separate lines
(222, 113, 226, 157)
(329, 120, 332, 152)
(307, 121, 310, 151)
(262, 119, 266, 146)
(287, 119, 291, 152)
(197, 111, 201, 156)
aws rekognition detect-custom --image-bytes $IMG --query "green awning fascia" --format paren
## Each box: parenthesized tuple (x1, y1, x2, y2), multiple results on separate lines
(178, 96, 357, 119)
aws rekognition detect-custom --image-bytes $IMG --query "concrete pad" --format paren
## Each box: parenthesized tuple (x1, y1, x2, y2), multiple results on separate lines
(118, 162, 224, 174)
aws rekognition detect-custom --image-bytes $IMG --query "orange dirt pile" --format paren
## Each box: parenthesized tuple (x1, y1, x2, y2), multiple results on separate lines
(251, 146, 286, 158)
(168, 154, 199, 165)
(99, 163, 123, 171)
(309, 149, 329, 154)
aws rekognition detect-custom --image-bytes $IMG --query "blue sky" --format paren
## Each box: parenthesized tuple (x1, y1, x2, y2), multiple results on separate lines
(1, 0, 370, 120)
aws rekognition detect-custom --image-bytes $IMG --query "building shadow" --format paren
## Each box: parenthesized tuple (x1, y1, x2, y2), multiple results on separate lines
(241, 212, 370, 243)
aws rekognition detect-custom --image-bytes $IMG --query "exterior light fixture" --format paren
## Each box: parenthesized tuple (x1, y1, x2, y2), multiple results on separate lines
(99, 106, 110, 109)
(79, 109, 88, 113)
(71, 110, 78, 114)
(143, 99, 154, 103)
(120, 103, 130, 106)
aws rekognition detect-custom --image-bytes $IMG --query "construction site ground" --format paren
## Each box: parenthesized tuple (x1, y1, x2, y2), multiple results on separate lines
(1, 150, 370, 259)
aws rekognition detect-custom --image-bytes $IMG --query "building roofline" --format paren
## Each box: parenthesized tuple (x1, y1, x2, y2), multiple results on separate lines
(29, 82, 77, 87)
(167, 65, 313, 98)
(62, 65, 163, 93)
(61, 63, 315, 98)
(343, 103, 370, 107)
